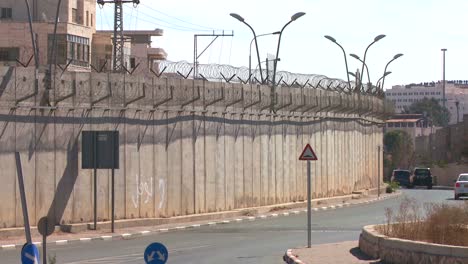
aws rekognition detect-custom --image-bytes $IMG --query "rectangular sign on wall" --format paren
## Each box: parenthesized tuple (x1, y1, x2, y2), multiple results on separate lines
(82, 131, 119, 169)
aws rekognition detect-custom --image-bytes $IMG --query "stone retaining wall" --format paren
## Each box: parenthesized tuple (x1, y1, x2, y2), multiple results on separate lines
(359, 225, 468, 264)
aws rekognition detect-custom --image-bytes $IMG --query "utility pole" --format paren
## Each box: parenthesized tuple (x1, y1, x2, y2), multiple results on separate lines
(441, 48, 447, 109)
(97, 0, 140, 72)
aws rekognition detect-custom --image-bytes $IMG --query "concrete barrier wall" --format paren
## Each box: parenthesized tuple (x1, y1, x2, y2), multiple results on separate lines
(0, 67, 384, 228)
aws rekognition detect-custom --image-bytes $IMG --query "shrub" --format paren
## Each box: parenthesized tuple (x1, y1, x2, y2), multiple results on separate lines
(385, 181, 399, 193)
(377, 198, 468, 246)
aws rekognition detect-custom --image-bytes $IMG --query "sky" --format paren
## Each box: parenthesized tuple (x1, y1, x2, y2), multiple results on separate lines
(96, 0, 468, 89)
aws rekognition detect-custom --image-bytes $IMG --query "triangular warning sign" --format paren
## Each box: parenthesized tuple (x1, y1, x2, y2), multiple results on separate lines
(299, 144, 318, 160)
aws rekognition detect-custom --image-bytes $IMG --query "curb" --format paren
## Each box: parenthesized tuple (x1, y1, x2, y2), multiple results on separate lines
(1, 191, 400, 251)
(283, 249, 305, 264)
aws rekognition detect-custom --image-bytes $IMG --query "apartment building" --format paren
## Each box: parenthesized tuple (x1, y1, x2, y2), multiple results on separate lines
(0, 0, 96, 70)
(385, 81, 468, 124)
(0, 0, 167, 73)
(93, 29, 167, 74)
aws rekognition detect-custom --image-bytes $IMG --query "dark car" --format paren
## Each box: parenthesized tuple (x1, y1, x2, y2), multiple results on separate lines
(411, 167, 433, 189)
(391, 169, 412, 187)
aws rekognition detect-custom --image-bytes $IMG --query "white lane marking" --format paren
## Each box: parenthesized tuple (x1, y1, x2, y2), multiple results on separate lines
(191, 224, 201, 228)
(247, 216, 255, 221)
(235, 218, 243, 222)
(56, 240, 68, 245)
(101, 236, 112, 240)
(271, 213, 279, 217)
(141, 230, 151, 235)
(208, 222, 216, 225)
(283, 212, 290, 216)
(292, 210, 300, 214)
(1, 244, 15, 250)
(158, 228, 169, 232)
(80, 238, 91, 242)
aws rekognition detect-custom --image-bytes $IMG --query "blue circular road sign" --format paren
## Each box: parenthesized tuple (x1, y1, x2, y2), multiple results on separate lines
(144, 242, 168, 264)
(21, 243, 39, 264)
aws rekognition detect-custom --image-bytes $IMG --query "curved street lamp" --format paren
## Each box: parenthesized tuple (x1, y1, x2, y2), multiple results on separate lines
(230, 13, 264, 83)
(271, 12, 305, 111)
(324, 35, 351, 89)
(377, 71, 392, 88)
(380, 53, 403, 91)
(350, 53, 370, 86)
(249, 31, 280, 80)
(272, 12, 306, 87)
(360, 34, 386, 85)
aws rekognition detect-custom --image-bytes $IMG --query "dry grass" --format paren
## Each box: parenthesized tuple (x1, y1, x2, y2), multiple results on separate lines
(377, 197, 468, 246)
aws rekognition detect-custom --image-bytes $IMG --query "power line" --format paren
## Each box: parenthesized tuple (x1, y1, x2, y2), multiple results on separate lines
(139, 3, 220, 31)
(123, 9, 214, 32)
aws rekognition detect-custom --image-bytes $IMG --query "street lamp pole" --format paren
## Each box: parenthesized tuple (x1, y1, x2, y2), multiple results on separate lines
(230, 13, 264, 83)
(249, 32, 280, 81)
(271, 12, 305, 111)
(350, 53, 370, 90)
(381, 53, 403, 92)
(377, 71, 392, 88)
(360, 34, 386, 86)
(324, 35, 351, 89)
(441, 48, 447, 109)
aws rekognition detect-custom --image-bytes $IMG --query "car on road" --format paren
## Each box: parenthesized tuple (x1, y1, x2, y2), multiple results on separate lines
(454, 173, 468, 200)
(410, 167, 433, 189)
(391, 169, 412, 188)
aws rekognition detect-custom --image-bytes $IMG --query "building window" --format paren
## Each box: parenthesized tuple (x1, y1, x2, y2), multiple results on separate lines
(437, 92, 441, 95)
(425, 92, 429, 95)
(0, 8, 12, 19)
(47, 34, 67, 64)
(72, 8, 78, 23)
(0, 47, 19, 61)
(398, 93, 402, 96)
(403, 93, 407, 96)
(431, 92, 435, 95)
(397, 99, 402, 102)
(91, 13, 93, 26)
(387, 123, 394, 128)
(420, 92, 424, 95)
(408, 123, 414, 127)
(86, 11, 89, 26)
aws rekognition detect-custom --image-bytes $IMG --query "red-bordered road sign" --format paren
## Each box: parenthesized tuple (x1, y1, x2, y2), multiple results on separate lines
(299, 144, 318, 160)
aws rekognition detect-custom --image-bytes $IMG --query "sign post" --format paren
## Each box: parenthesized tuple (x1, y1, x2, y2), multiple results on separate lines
(15, 152, 32, 245)
(82, 131, 119, 232)
(38, 216, 54, 264)
(299, 144, 318, 248)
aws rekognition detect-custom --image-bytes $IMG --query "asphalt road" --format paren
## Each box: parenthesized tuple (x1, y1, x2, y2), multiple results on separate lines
(1, 189, 457, 264)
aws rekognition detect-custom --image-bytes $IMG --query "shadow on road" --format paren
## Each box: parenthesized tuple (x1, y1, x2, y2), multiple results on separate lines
(349, 247, 384, 264)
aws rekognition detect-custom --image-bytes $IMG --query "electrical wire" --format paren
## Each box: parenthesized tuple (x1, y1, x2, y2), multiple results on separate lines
(123, 9, 212, 32)
(139, 2, 221, 31)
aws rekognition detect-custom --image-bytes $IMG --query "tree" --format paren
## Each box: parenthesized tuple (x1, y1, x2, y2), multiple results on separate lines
(384, 130, 414, 169)
(403, 98, 450, 127)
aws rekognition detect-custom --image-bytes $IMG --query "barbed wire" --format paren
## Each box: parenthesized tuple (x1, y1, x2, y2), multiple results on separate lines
(157, 60, 382, 95)
(3, 47, 381, 96)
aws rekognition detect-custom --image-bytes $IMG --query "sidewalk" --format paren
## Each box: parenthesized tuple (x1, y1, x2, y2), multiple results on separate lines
(284, 241, 383, 264)
(0, 188, 398, 251)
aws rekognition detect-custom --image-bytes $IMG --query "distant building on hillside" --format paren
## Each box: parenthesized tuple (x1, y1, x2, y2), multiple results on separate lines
(385, 81, 468, 125)
(385, 114, 435, 147)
